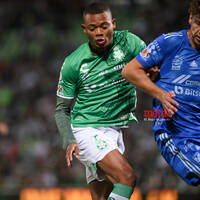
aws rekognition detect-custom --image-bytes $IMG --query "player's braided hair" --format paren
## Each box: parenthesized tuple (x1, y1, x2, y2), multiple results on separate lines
(83, 2, 111, 16)
(189, 0, 200, 16)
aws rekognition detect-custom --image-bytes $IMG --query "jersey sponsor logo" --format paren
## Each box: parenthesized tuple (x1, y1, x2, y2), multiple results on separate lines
(175, 85, 200, 96)
(114, 63, 126, 71)
(172, 74, 200, 86)
(185, 80, 200, 86)
(174, 86, 184, 94)
(84, 78, 125, 93)
(98, 63, 126, 78)
(98, 63, 126, 77)
(80, 63, 89, 73)
(171, 55, 183, 70)
(185, 88, 200, 96)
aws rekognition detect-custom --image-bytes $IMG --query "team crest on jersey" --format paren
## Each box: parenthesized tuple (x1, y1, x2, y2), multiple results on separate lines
(171, 55, 183, 70)
(112, 46, 125, 62)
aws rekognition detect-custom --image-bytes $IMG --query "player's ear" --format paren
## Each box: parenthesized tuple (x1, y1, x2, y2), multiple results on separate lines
(81, 24, 87, 33)
(189, 14, 192, 25)
(112, 18, 116, 29)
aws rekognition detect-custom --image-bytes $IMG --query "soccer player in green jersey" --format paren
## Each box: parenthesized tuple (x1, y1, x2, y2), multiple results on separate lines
(55, 2, 146, 200)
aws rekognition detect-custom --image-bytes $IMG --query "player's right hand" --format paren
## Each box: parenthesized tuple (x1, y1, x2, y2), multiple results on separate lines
(146, 66, 160, 81)
(161, 91, 179, 116)
(65, 142, 80, 168)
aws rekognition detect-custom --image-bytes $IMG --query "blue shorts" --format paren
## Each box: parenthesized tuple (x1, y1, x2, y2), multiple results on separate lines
(155, 130, 200, 186)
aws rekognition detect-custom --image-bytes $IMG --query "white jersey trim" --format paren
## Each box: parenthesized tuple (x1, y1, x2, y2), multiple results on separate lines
(163, 32, 183, 39)
(56, 93, 74, 99)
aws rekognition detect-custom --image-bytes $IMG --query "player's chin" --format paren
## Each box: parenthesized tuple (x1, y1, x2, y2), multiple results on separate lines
(96, 45, 109, 52)
(194, 38, 200, 45)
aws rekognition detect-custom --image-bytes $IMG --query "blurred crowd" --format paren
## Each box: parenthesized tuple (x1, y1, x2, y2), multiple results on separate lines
(0, 0, 199, 196)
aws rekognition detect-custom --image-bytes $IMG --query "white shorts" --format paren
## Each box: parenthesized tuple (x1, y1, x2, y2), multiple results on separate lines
(72, 126, 125, 184)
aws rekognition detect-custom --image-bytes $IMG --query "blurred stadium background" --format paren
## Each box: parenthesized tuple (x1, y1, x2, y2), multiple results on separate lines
(0, 0, 199, 199)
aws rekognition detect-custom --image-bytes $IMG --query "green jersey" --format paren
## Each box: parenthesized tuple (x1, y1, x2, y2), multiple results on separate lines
(57, 30, 146, 127)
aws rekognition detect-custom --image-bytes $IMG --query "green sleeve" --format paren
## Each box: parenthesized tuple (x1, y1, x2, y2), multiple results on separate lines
(57, 57, 78, 98)
(55, 96, 76, 150)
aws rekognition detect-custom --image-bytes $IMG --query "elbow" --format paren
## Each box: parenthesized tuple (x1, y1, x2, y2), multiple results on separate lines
(122, 59, 146, 86)
(122, 63, 136, 85)
(122, 64, 132, 81)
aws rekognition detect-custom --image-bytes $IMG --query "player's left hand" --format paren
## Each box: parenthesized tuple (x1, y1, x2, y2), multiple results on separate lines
(161, 91, 179, 116)
(65, 142, 80, 168)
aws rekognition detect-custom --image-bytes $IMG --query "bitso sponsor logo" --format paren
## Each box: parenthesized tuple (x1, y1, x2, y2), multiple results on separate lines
(174, 86, 184, 94)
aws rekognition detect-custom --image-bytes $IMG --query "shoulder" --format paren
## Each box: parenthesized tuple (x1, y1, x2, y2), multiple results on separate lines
(113, 30, 146, 54)
(126, 31, 146, 54)
(157, 30, 186, 50)
(126, 31, 143, 40)
(65, 42, 89, 66)
(114, 30, 144, 43)
(62, 42, 89, 73)
(126, 32, 146, 48)
(162, 30, 185, 41)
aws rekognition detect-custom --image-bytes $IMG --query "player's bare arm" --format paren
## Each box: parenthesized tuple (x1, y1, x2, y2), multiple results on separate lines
(122, 58, 179, 115)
